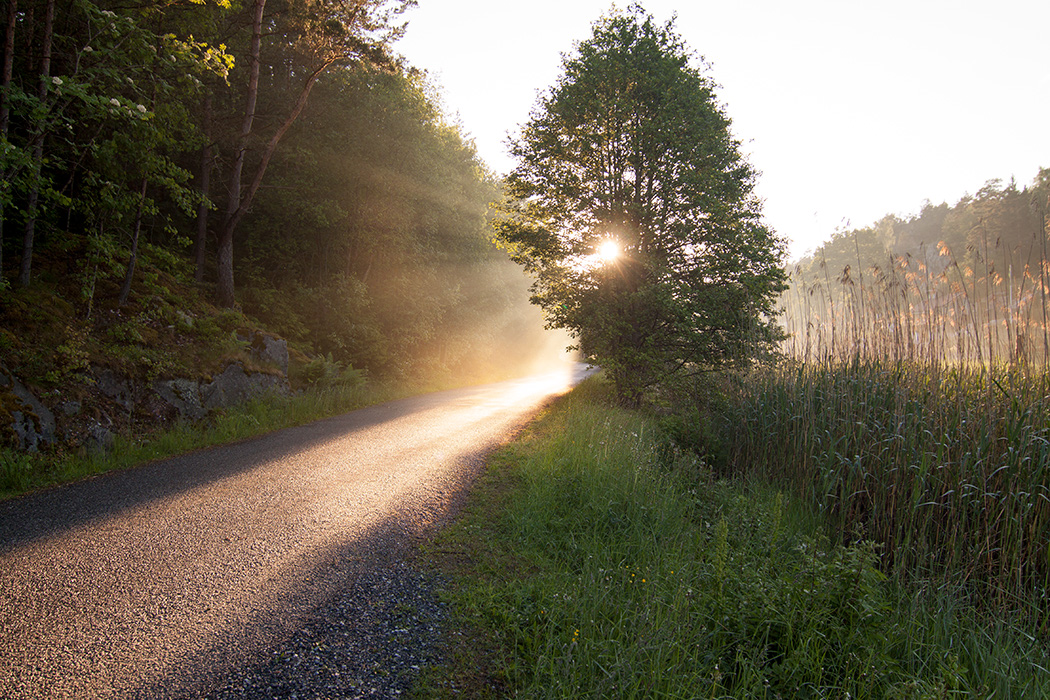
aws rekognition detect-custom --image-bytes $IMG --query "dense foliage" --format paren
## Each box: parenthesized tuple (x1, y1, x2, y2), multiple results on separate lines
(0, 0, 544, 381)
(496, 6, 786, 404)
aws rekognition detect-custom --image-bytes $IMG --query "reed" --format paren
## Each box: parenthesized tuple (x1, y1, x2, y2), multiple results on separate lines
(781, 236, 1050, 369)
(721, 238, 1050, 620)
(724, 360, 1050, 606)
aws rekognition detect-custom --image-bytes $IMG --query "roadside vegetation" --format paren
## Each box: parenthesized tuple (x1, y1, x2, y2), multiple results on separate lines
(436, 7, 1046, 696)
(423, 376, 1048, 697)
(0, 364, 391, 499)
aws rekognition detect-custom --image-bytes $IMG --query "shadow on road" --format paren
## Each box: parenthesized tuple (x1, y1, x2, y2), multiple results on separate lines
(149, 510, 452, 699)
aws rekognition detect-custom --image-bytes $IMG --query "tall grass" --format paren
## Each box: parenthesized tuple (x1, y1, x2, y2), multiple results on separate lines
(722, 360, 1050, 609)
(782, 237, 1050, 369)
(686, 237, 1050, 692)
(422, 380, 1025, 698)
(749, 239, 1050, 605)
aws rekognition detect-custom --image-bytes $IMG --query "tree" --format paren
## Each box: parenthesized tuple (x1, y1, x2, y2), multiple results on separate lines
(212, 0, 414, 307)
(0, 0, 17, 286)
(18, 0, 53, 287)
(496, 6, 786, 404)
(0, 0, 229, 293)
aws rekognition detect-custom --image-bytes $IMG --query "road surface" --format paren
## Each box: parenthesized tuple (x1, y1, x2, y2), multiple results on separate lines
(0, 364, 591, 698)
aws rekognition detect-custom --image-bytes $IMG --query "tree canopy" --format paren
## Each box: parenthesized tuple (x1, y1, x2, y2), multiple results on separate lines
(0, 0, 550, 384)
(497, 5, 786, 403)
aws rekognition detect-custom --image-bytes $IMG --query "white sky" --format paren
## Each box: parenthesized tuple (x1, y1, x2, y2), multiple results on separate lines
(394, 0, 1050, 260)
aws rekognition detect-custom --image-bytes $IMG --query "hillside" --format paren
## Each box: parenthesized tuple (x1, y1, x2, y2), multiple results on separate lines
(0, 0, 561, 492)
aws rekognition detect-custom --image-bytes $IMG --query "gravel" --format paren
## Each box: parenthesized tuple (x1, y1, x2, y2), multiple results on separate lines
(0, 368, 591, 699)
(194, 558, 446, 699)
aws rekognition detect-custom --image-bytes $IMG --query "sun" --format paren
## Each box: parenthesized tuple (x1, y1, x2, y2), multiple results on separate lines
(598, 239, 620, 263)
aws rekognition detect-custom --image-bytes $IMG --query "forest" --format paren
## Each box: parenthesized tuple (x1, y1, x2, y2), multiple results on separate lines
(0, 0, 548, 384)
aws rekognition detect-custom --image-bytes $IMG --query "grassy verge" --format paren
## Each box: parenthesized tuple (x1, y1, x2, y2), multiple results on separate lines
(421, 377, 1048, 698)
(0, 378, 405, 499)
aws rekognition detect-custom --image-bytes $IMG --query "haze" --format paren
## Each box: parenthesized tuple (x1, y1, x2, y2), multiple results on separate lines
(396, 0, 1050, 260)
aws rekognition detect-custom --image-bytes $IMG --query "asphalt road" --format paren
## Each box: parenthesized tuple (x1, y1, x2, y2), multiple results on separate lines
(0, 364, 591, 699)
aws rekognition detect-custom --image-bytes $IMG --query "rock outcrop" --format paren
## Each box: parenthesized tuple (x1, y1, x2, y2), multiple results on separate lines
(242, 331, 289, 376)
(201, 363, 288, 410)
(151, 377, 208, 421)
(151, 362, 290, 421)
(3, 352, 291, 453)
(0, 365, 56, 451)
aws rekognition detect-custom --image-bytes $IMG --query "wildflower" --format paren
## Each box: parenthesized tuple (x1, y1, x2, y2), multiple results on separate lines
(51, 76, 62, 86)
(83, 46, 93, 53)
(136, 104, 147, 113)
(110, 98, 120, 106)
(101, 9, 115, 17)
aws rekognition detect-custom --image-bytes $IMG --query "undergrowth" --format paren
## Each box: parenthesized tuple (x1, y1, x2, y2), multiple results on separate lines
(421, 377, 1039, 698)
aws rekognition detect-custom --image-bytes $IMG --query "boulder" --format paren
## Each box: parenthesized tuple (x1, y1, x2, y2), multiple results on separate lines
(201, 363, 289, 410)
(0, 365, 56, 451)
(237, 331, 289, 376)
(254, 334, 289, 376)
(85, 420, 116, 454)
(152, 378, 206, 421)
(95, 368, 136, 412)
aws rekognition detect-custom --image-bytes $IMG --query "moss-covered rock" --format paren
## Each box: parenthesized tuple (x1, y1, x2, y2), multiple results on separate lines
(0, 365, 56, 451)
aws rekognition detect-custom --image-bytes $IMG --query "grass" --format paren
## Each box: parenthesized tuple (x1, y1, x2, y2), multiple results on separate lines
(420, 377, 1042, 698)
(702, 359, 1050, 697)
(726, 231, 1050, 694)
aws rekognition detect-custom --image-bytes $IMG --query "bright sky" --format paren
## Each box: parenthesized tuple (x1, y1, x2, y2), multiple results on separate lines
(394, 0, 1050, 260)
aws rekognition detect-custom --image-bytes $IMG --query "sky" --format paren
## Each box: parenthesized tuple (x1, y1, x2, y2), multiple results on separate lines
(394, 0, 1049, 260)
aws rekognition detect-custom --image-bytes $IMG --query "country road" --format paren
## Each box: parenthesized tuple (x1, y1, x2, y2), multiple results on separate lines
(0, 363, 592, 699)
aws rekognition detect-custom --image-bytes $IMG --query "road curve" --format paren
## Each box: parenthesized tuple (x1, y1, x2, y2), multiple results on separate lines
(0, 363, 592, 699)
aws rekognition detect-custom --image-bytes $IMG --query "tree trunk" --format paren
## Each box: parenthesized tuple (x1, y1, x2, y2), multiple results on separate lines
(226, 62, 328, 239)
(18, 0, 53, 287)
(216, 0, 333, 307)
(0, 0, 16, 281)
(216, 0, 265, 307)
(194, 92, 214, 283)
(118, 178, 149, 307)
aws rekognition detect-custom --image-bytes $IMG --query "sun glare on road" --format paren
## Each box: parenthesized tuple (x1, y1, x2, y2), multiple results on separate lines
(492, 360, 586, 409)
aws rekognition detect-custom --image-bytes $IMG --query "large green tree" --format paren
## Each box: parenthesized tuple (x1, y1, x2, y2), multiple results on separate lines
(497, 5, 786, 404)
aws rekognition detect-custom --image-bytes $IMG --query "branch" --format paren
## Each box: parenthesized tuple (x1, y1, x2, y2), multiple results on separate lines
(223, 60, 331, 237)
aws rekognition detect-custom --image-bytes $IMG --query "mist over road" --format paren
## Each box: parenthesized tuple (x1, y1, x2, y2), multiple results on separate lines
(0, 363, 591, 699)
